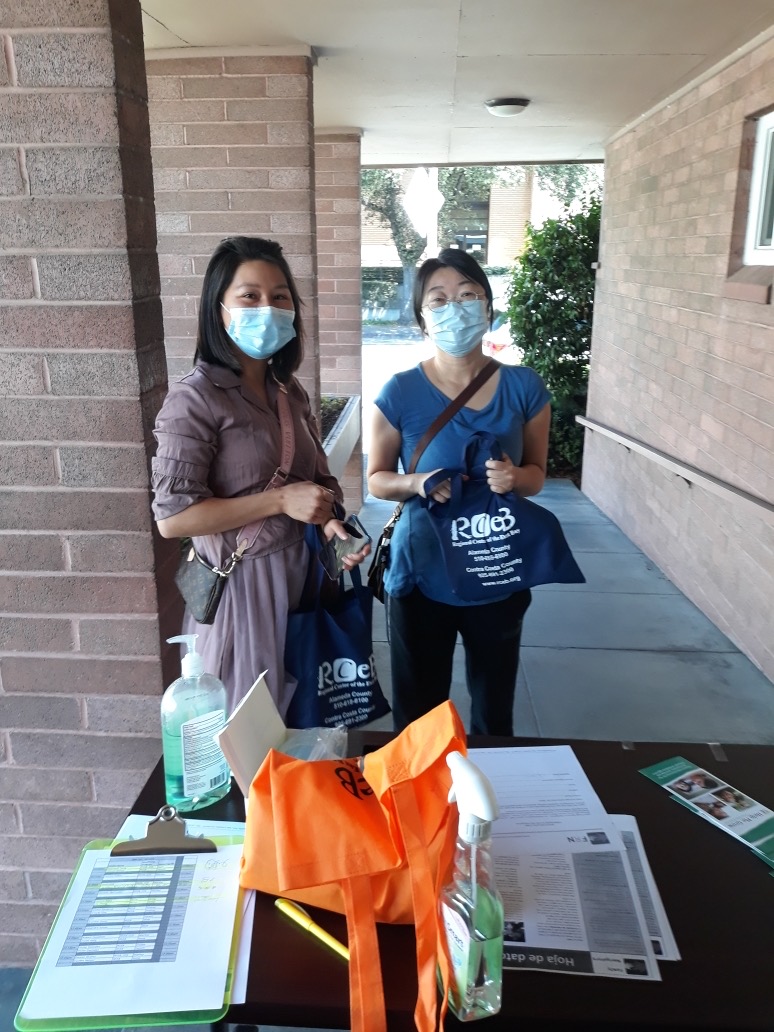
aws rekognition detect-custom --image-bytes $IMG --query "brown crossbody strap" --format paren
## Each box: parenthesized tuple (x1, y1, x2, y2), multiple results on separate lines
(233, 382, 295, 557)
(406, 358, 499, 475)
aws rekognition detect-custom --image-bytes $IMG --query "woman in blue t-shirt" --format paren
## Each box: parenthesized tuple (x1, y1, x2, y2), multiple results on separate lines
(368, 249, 551, 735)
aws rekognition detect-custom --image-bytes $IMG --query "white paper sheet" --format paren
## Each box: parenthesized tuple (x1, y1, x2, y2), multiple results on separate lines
(17, 842, 243, 1023)
(469, 747, 661, 981)
(114, 813, 252, 1003)
(232, 889, 256, 1004)
(612, 814, 680, 961)
(470, 744, 613, 834)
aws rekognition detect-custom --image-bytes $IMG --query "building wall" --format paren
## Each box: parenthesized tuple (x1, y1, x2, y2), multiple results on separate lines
(487, 175, 533, 266)
(584, 35, 774, 680)
(0, 0, 173, 964)
(145, 50, 320, 405)
(315, 131, 364, 509)
(144, 58, 366, 506)
(362, 180, 532, 268)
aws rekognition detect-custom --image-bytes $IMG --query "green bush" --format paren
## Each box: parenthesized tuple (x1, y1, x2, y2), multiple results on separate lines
(506, 196, 601, 476)
(362, 279, 400, 306)
(361, 267, 403, 284)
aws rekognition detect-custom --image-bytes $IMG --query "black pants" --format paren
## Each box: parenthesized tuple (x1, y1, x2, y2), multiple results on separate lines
(387, 586, 532, 736)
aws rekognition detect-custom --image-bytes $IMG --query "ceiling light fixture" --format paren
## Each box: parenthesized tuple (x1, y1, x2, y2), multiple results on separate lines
(484, 97, 530, 117)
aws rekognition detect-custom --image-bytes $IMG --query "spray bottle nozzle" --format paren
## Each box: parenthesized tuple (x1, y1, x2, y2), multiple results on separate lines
(447, 751, 499, 844)
(167, 634, 204, 679)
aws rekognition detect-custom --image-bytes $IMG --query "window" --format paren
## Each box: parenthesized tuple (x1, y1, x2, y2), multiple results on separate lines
(744, 110, 774, 265)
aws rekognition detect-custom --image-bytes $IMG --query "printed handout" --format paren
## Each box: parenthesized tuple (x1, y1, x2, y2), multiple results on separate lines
(470, 746, 665, 981)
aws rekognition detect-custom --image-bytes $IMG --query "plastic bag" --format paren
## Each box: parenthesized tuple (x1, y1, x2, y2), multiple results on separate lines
(277, 724, 348, 761)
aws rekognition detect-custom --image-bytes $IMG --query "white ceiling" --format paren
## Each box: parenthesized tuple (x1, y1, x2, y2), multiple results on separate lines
(141, 0, 774, 166)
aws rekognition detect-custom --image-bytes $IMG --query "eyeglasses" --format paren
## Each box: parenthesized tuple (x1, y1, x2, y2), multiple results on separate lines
(422, 291, 486, 312)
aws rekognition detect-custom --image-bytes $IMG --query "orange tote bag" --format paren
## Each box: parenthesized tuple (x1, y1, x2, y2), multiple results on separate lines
(239, 700, 467, 1032)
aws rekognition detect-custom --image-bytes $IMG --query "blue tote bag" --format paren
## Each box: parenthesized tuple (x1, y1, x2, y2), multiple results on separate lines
(420, 431, 585, 602)
(285, 528, 390, 729)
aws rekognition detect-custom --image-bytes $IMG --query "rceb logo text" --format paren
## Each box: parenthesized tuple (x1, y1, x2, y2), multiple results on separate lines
(450, 507, 518, 542)
(318, 655, 377, 693)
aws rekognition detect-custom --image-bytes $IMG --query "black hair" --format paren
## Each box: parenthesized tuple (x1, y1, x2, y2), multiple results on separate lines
(411, 248, 494, 334)
(194, 235, 304, 382)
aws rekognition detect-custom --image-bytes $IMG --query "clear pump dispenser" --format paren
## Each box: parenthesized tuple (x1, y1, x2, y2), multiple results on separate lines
(439, 750, 504, 1021)
(161, 634, 231, 812)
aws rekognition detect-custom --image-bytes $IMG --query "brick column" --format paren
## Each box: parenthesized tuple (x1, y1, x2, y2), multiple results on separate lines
(145, 48, 320, 408)
(315, 130, 364, 508)
(0, 0, 170, 963)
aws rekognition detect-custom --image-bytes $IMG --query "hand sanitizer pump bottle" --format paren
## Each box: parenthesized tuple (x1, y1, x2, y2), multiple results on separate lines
(161, 634, 231, 812)
(440, 751, 504, 1021)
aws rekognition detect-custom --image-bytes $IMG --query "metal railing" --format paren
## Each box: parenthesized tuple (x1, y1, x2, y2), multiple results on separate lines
(577, 415, 774, 524)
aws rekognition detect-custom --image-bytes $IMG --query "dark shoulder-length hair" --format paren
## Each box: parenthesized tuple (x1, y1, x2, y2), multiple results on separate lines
(411, 248, 494, 334)
(194, 235, 304, 383)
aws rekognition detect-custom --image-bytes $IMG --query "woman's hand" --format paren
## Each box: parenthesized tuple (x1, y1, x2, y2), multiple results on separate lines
(323, 519, 372, 569)
(485, 453, 517, 495)
(279, 481, 336, 524)
(418, 469, 454, 503)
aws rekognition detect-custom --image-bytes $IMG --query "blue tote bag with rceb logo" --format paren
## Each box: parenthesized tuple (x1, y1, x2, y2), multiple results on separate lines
(284, 528, 390, 729)
(420, 431, 585, 601)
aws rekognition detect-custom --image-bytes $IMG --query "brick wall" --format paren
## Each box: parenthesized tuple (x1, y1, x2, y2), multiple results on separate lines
(0, 0, 172, 963)
(584, 35, 774, 680)
(316, 131, 364, 509)
(315, 132, 363, 397)
(146, 51, 320, 406)
(487, 175, 533, 266)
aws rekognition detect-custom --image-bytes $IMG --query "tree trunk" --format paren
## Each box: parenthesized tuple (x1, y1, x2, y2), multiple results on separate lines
(399, 263, 418, 324)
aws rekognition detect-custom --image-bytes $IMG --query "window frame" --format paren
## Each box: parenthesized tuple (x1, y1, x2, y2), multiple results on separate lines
(743, 109, 774, 266)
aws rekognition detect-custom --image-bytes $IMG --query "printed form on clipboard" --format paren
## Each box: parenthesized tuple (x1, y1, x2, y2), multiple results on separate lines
(14, 807, 244, 1032)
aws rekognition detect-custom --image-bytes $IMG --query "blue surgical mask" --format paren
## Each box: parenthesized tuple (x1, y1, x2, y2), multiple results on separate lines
(424, 299, 488, 357)
(221, 304, 296, 360)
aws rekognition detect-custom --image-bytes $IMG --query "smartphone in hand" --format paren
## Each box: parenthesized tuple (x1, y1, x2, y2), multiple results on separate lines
(318, 513, 372, 579)
(331, 514, 372, 571)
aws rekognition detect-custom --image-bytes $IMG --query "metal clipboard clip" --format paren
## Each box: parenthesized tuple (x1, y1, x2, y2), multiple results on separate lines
(110, 804, 218, 856)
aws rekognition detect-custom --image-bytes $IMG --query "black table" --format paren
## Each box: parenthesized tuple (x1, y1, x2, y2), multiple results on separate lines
(132, 736, 774, 1031)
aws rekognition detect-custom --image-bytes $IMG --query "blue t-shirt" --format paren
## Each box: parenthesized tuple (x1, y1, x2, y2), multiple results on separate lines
(374, 363, 551, 605)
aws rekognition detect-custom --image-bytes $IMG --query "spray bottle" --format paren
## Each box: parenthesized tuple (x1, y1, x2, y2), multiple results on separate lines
(161, 634, 231, 812)
(439, 750, 504, 1021)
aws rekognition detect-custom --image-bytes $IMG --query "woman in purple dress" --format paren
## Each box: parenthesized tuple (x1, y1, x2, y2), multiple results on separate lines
(152, 236, 368, 716)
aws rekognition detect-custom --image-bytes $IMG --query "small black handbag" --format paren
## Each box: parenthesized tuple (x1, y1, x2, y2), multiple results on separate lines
(366, 503, 403, 605)
(173, 384, 296, 624)
(174, 541, 243, 625)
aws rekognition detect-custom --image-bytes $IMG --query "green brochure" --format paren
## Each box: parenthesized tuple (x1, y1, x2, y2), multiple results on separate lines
(640, 756, 774, 872)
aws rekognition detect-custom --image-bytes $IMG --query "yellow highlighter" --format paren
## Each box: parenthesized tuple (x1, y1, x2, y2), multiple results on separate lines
(274, 897, 350, 962)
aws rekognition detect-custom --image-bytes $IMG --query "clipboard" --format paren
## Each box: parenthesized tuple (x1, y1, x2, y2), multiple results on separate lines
(15, 807, 244, 1032)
